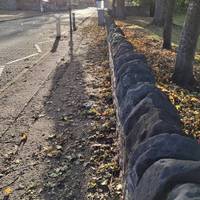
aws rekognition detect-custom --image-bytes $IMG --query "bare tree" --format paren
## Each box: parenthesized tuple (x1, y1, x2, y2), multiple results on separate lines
(112, 0, 116, 16)
(173, 0, 200, 87)
(115, 0, 125, 19)
(149, 0, 155, 17)
(163, 0, 176, 49)
(152, 0, 165, 26)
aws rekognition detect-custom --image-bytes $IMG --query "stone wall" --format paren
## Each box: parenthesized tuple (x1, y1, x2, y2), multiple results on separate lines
(105, 15, 200, 200)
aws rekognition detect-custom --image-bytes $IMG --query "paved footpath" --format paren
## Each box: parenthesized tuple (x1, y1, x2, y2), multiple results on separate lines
(0, 9, 99, 200)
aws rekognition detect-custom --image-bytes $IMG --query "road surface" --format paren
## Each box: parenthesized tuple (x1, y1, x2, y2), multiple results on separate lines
(0, 7, 96, 88)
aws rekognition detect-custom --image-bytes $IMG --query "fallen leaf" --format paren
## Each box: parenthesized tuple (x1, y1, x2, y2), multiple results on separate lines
(19, 133, 28, 146)
(116, 183, 122, 191)
(3, 187, 13, 196)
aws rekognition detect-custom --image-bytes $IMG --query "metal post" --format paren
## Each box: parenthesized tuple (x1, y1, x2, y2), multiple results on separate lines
(72, 13, 77, 31)
(40, 0, 44, 13)
(69, 0, 73, 60)
(69, 0, 73, 44)
(97, 0, 105, 26)
(56, 16, 61, 38)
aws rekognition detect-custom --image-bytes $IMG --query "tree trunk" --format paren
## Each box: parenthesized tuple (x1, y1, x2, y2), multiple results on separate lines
(172, 0, 200, 87)
(112, 0, 116, 17)
(163, 0, 175, 49)
(150, 0, 155, 17)
(152, 0, 165, 26)
(115, 0, 125, 19)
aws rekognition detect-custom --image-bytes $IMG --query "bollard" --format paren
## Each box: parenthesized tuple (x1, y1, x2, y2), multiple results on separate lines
(56, 16, 61, 38)
(69, 3, 73, 43)
(96, 0, 105, 26)
(97, 9, 105, 26)
(69, 0, 73, 60)
(72, 13, 77, 31)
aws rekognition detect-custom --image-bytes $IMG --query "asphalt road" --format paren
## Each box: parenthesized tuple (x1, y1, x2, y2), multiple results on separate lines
(0, 7, 96, 88)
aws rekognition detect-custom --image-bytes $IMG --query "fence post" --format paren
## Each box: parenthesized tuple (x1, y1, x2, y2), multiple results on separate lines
(69, 0, 73, 43)
(56, 16, 61, 38)
(97, 0, 105, 26)
(72, 13, 77, 31)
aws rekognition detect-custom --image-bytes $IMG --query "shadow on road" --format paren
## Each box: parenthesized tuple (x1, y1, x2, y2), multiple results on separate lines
(51, 37, 60, 53)
(41, 54, 91, 199)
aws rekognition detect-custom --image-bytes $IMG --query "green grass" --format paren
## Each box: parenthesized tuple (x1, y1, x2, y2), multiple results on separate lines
(174, 13, 186, 26)
(123, 14, 200, 51)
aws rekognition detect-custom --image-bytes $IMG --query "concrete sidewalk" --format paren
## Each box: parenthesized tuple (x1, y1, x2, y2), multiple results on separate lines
(0, 10, 42, 22)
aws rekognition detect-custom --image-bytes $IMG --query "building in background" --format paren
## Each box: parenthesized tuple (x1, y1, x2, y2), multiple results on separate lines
(0, 0, 17, 10)
(17, 0, 41, 11)
(0, 0, 95, 11)
(104, 0, 112, 10)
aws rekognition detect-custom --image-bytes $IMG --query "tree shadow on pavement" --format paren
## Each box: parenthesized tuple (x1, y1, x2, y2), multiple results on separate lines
(51, 37, 60, 53)
(41, 55, 91, 199)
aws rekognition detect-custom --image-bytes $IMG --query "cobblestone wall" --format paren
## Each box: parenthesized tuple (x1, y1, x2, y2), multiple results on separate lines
(106, 15, 200, 200)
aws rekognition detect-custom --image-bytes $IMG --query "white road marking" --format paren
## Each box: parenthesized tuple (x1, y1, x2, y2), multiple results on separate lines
(34, 44, 42, 53)
(6, 53, 39, 65)
(0, 51, 50, 94)
(0, 66, 5, 76)
(38, 40, 53, 44)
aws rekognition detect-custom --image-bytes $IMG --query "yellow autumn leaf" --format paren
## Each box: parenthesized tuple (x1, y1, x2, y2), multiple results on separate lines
(175, 105, 181, 110)
(191, 97, 200, 103)
(19, 133, 28, 146)
(194, 111, 199, 115)
(116, 183, 122, 191)
(3, 187, 13, 196)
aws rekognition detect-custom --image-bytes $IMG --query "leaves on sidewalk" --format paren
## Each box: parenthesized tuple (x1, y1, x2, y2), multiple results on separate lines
(83, 23, 122, 199)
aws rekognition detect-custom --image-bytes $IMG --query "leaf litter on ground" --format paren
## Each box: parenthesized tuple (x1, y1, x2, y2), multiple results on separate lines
(82, 23, 122, 199)
(117, 19, 200, 139)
